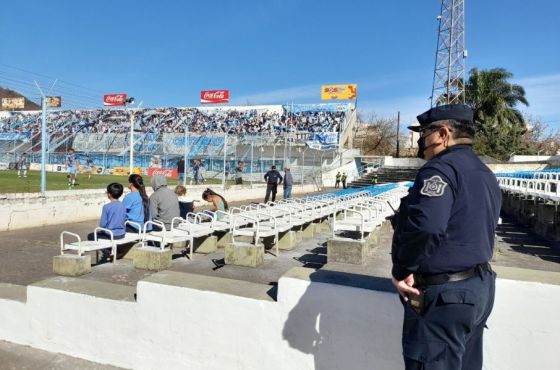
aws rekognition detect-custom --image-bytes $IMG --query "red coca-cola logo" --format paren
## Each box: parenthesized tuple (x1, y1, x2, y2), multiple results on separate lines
(200, 90, 230, 104)
(103, 94, 128, 106)
(147, 167, 178, 178)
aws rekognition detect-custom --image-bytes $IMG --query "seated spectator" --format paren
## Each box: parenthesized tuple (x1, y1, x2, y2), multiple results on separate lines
(88, 183, 126, 260)
(175, 185, 194, 219)
(150, 174, 180, 230)
(202, 188, 228, 220)
(123, 174, 151, 232)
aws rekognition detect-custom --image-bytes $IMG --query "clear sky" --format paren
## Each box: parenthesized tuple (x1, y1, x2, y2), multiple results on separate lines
(0, 0, 559, 130)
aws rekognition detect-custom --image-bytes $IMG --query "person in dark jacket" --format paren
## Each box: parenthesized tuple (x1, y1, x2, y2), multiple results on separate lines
(264, 165, 283, 203)
(391, 104, 501, 370)
(283, 167, 294, 199)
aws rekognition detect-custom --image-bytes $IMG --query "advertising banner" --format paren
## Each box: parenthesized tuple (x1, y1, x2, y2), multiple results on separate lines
(321, 84, 357, 100)
(200, 90, 230, 104)
(147, 167, 178, 178)
(1, 97, 25, 109)
(103, 94, 128, 106)
(47, 96, 62, 108)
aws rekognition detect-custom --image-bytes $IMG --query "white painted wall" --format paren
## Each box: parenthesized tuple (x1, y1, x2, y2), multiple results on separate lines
(0, 272, 558, 369)
(0, 184, 317, 231)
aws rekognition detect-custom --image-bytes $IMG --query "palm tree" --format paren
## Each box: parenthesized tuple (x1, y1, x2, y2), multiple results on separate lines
(465, 68, 529, 160)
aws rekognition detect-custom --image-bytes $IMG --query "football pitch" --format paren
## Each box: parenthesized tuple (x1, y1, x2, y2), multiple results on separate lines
(0, 170, 226, 193)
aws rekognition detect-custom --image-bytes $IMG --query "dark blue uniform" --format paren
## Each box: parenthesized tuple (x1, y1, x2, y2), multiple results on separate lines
(264, 169, 283, 203)
(392, 144, 502, 370)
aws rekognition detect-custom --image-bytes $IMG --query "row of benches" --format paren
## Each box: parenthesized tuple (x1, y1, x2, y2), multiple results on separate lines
(59, 183, 409, 269)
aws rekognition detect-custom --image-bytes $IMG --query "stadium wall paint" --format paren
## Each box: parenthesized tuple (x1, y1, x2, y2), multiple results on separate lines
(0, 184, 318, 231)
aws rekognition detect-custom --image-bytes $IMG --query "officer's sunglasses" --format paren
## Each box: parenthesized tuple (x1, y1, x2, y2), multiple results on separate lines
(419, 124, 452, 137)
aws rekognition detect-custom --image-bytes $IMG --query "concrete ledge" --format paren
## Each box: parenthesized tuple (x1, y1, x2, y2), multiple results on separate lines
(278, 230, 296, 250)
(224, 242, 264, 268)
(0, 283, 27, 303)
(327, 237, 368, 265)
(121, 242, 142, 260)
(193, 235, 218, 254)
(301, 223, 315, 238)
(493, 265, 560, 286)
(133, 247, 172, 271)
(216, 231, 233, 248)
(280, 266, 394, 293)
(31, 276, 136, 302)
(141, 270, 274, 302)
(295, 230, 303, 243)
(53, 255, 91, 276)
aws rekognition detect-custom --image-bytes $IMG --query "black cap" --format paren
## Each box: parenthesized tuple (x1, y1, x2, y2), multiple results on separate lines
(408, 104, 474, 132)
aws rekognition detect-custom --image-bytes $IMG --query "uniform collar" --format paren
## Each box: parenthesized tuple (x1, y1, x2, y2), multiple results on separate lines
(432, 144, 472, 159)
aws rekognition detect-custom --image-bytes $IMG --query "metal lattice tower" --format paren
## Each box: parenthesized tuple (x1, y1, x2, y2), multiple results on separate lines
(430, 0, 466, 107)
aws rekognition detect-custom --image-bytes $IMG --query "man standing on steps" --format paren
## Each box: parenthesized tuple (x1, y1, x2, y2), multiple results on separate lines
(335, 172, 341, 188)
(264, 165, 282, 203)
(390, 104, 501, 370)
(341, 172, 347, 189)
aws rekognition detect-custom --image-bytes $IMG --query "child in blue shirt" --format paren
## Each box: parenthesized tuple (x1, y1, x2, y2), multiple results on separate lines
(88, 182, 126, 241)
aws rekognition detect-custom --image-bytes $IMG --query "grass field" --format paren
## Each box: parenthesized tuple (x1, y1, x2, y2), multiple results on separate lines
(0, 170, 229, 193)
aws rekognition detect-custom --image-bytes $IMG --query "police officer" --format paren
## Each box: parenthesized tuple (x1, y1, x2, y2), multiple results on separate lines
(391, 104, 502, 370)
(264, 165, 283, 203)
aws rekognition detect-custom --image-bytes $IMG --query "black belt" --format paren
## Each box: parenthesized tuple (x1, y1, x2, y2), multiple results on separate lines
(414, 262, 492, 287)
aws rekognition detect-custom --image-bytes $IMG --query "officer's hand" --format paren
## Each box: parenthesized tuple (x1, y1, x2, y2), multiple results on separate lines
(392, 275, 420, 301)
(386, 211, 399, 229)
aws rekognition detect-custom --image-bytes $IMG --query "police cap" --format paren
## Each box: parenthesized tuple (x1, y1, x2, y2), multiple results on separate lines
(408, 104, 474, 132)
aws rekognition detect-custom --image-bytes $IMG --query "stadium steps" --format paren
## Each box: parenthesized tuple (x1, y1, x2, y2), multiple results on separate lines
(349, 167, 419, 188)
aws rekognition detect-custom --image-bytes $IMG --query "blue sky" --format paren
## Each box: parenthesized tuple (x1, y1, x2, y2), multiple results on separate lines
(0, 0, 559, 130)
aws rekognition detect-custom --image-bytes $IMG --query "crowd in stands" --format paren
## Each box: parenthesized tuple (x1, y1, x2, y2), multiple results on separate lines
(0, 106, 347, 138)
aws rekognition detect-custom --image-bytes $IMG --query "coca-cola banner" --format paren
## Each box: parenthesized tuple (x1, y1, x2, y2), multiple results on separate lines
(103, 93, 128, 106)
(147, 167, 178, 178)
(200, 90, 230, 104)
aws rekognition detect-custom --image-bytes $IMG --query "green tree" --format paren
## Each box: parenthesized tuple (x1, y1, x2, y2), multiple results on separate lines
(465, 68, 529, 160)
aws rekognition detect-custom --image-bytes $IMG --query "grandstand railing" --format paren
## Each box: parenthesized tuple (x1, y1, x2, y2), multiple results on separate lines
(496, 169, 560, 202)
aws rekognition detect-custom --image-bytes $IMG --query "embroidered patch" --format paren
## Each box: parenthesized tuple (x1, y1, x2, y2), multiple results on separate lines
(420, 175, 448, 197)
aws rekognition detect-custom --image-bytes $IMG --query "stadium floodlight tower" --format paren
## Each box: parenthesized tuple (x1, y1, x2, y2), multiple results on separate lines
(430, 0, 467, 107)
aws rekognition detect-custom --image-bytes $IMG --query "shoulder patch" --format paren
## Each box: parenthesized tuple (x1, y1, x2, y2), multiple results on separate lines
(420, 175, 448, 197)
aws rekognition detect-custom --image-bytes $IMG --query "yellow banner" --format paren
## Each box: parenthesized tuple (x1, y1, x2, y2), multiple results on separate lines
(321, 84, 357, 100)
(112, 166, 142, 176)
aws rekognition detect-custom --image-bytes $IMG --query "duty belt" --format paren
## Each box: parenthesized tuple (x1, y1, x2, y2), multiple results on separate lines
(414, 262, 492, 287)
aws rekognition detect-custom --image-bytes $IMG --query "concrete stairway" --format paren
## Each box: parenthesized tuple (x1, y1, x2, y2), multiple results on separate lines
(349, 166, 419, 188)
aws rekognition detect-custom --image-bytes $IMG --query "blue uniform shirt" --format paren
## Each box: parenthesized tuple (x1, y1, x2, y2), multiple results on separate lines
(391, 145, 502, 280)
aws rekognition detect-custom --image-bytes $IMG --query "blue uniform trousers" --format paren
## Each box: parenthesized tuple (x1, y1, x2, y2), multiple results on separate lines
(401, 268, 496, 370)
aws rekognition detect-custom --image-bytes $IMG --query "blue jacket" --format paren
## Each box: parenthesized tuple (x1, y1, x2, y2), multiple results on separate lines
(391, 145, 502, 280)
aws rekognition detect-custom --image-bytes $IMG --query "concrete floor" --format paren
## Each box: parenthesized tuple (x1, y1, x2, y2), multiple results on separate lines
(1, 201, 559, 368)
(0, 340, 123, 370)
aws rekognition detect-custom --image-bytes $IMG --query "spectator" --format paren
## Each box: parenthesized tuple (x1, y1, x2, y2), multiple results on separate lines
(17, 153, 29, 178)
(283, 167, 293, 199)
(264, 165, 283, 203)
(341, 173, 347, 189)
(177, 157, 185, 184)
(88, 183, 126, 261)
(149, 174, 180, 230)
(175, 185, 194, 218)
(123, 174, 151, 232)
(235, 161, 244, 185)
(202, 188, 228, 220)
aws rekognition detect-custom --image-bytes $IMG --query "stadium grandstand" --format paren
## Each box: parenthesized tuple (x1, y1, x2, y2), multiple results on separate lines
(0, 102, 357, 183)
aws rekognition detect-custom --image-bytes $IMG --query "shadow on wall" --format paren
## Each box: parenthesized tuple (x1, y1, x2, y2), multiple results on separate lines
(281, 269, 404, 370)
